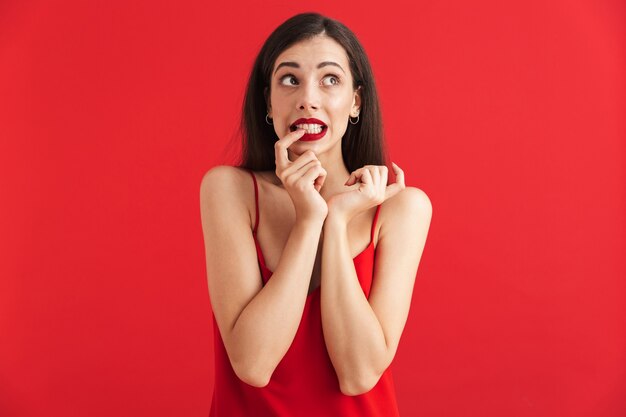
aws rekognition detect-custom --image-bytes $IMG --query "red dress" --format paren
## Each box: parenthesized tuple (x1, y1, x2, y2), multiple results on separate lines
(209, 169, 401, 416)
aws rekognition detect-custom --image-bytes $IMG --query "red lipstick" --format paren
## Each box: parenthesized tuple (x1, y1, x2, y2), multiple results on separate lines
(289, 118, 328, 142)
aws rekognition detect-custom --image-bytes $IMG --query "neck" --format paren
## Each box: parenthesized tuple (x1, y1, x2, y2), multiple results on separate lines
(316, 156, 351, 201)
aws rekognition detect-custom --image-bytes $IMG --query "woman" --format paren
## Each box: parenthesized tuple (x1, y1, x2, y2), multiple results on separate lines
(200, 12, 432, 416)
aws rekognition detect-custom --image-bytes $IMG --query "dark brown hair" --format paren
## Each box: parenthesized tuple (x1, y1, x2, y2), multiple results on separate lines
(236, 12, 387, 173)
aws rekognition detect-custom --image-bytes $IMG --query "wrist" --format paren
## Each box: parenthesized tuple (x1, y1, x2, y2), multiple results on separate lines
(323, 213, 349, 230)
(295, 215, 326, 230)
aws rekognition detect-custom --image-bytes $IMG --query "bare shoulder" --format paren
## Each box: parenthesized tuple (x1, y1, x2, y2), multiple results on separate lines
(199, 165, 251, 197)
(380, 186, 433, 226)
(199, 165, 255, 231)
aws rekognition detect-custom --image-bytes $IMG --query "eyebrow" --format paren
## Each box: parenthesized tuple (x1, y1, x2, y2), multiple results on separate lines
(273, 61, 346, 75)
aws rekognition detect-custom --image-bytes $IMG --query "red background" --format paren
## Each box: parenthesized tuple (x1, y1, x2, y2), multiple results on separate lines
(1, 1, 624, 416)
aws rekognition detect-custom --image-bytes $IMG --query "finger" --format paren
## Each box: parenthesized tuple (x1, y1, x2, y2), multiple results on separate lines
(314, 166, 327, 192)
(360, 168, 373, 186)
(385, 162, 406, 199)
(284, 159, 320, 186)
(301, 163, 327, 189)
(392, 161, 404, 185)
(284, 150, 319, 177)
(275, 128, 306, 170)
(381, 165, 388, 193)
(371, 167, 380, 187)
(345, 167, 367, 186)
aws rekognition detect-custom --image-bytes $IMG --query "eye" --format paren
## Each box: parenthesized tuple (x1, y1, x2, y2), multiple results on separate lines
(322, 74, 341, 86)
(279, 74, 298, 86)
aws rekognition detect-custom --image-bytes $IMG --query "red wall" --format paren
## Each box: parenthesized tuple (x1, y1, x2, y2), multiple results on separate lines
(1, 1, 624, 416)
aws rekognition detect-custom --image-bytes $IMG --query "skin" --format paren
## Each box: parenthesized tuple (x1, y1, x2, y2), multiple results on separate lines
(266, 34, 362, 204)
(199, 34, 432, 395)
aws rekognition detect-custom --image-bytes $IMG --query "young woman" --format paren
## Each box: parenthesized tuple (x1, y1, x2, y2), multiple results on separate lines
(200, 12, 432, 416)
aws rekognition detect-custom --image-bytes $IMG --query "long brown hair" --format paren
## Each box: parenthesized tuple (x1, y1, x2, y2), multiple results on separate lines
(236, 12, 388, 173)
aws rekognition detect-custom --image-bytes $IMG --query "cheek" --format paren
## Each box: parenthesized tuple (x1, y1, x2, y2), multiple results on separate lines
(328, 96, 352, 117)
(327, 96, 353, 124)
(270, 89, 289, 109)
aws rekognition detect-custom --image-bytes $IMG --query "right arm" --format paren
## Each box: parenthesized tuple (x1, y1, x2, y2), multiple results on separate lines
(199, 165, 324, 387)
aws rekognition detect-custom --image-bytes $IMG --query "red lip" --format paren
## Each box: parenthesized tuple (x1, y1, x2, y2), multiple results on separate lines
(289, 118, 328, 131)
(299, 128, 328, 142)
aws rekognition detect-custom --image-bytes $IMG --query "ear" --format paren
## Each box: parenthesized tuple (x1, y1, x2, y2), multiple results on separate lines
(351, 85, 362, 117)
(264, 86, 272, 117)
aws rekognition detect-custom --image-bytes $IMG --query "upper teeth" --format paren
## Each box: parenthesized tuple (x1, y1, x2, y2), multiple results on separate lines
(295, 123, 325, 133)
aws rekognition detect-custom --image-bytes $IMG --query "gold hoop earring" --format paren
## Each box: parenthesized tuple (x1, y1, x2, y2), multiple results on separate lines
(349, 114, 360, 125)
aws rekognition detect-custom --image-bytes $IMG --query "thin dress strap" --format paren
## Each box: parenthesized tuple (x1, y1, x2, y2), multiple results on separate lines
(371, 204, 382, 243)
(248, 170, 259, 235)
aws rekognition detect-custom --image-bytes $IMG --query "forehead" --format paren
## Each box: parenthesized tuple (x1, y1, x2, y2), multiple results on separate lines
(273, 35, 349, 72)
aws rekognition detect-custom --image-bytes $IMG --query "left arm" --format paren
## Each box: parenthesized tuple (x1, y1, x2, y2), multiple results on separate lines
(320, 187, 432, 396)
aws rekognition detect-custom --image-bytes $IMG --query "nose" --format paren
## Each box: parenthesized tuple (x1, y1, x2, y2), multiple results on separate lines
(296, 80, 320, 111)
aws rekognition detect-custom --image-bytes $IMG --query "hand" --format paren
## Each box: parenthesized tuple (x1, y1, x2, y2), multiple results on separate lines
(274, 128, 328, 223)
(327, 162, 405, 223)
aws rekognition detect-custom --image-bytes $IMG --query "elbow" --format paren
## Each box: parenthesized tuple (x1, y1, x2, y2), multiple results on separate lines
(339, 372, 381, 396)
(339, 351, 392, 396)
(225, 332, 275, 388)
(232, 360, 272, 388)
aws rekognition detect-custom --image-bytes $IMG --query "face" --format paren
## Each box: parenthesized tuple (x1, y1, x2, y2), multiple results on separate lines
(266, 35, 361, 155)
